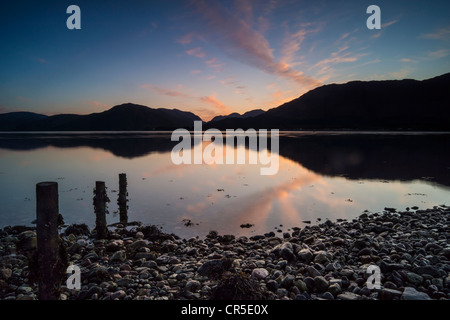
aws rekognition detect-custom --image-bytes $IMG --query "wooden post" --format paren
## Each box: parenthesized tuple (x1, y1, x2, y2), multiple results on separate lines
(118, 173, 128, 224)
(36, 182, 61, 300)
(94, 181, 108, 239)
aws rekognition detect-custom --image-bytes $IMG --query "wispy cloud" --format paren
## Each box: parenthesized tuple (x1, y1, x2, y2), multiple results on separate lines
(140, 84, 233, 120)
(17, 96, 32, 102)
(177, 32, 198, 45)
(205, 57, 224, 72)
(140, 84, 191, 98)
(371, 19, 399, 39)
(84, 100, 110, 109)
(420, 26, 450, 40)
(424, 49, 450, 60)
(191, 0, 321, 89)
(186, 47, 207, 58)
(199, 94, 233, 115)
(399, 58, 417, 63)
(382, 19, 399, 28)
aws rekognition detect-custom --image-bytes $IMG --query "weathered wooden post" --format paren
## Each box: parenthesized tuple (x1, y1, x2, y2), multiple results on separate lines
(93, 181, 109, 239)
(36, 182, 62, 300)
(118, 173, 128, 224)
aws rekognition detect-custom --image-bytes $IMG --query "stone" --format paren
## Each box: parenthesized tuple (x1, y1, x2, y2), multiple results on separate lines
(220, 235, 235, 243)
(266, 280, 279, 292)
(401, 287, 432, 300)
(303, 277, 315, 291)
(135, 231, 144, 239)
(293, 279, 308, 293)
(116, 278, 134, 287)
(281, 275, 295, 289)
(306, 266, 321, 278)
(337, 292, 361, 300)
(328, 283, 342, 297)
(111, 290, 126, 300)
(197, 259, 233, 279)
(251, 268, 269, 280)
(406, 272, 423, 286)
(185, 280, 201, 292)
(271, 242, 295, 261)
(322, 291, 334, 300)
(68, 242, 83, 254)
(314, 276, 329, 293)
(87, 286, 103, 298)
(413, 265, 441, 278)
(110, 250, 127, 262)
(297, 248, 313, 263)
(380, 288, 402, 300)
(135, 252, 156, 260)
(314, 252, 330, 265)
(0, 268, 12, 280)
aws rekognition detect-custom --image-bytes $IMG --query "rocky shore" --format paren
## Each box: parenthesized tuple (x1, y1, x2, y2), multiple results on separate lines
(1, 206, 449, 300)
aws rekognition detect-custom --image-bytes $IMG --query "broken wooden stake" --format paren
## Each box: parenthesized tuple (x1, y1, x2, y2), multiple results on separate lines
(118, 173, 128, 224)
(93, 181, 109, 239)
(36, 182, 66, 300)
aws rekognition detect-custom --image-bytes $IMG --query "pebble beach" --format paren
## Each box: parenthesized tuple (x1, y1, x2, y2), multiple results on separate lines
(1, 206, 449, 301)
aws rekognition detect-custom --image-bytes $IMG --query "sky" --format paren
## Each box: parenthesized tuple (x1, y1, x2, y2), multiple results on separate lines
(0, 0, 449, 121)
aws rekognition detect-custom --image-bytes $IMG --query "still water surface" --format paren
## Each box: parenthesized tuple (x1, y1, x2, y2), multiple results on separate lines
(0, 131, 449, 239)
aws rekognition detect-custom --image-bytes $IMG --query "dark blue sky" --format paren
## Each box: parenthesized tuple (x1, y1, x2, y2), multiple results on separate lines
(1, 0, 449, 120)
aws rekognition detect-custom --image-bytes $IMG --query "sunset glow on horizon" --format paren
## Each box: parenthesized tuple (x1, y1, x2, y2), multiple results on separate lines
(1, 0, 449, 121)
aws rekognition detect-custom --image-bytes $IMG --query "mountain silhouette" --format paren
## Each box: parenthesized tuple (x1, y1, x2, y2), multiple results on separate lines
(0, 112, 48, 131)
(1, 73, 449, 131)
(207, 73, 450, 130)
(0, 103, 201, 131)
(210, 109, 265, 122)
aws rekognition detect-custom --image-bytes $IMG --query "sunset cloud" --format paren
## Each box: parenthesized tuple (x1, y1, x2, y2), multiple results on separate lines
(140, 84, 191, 98)
(425, 49, 450, 60)
(199, 94, 233, 115)
(192, 0, 321, 89)
(140, 83, 233, 120)
(420, 26, 450, 40)
(176, 32, 200, 45)
(186, 47, 206, 58)
(382, 19, 399, 28)
(205, 57, 224, 72)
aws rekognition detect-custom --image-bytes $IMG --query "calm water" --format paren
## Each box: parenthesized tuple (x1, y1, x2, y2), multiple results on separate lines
(1, 131, 449, 239)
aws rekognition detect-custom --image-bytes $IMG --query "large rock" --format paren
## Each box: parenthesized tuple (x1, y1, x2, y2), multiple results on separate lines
(314, 251, 330, 265)
(306, 266, 321, 278)
(413, 265, 442, 278)
(337, 292, 361, 300)
(380, 288, 402, 300)
(314, 276, 329, 292)
(401, 287, 432, 300)
(271, 242, 295, 261)
(297, 248, 313, 263)
(197, 259, 233, 279)
(110, 250, 127, 262)
(251, 268, 269, 280)
(406, 272, 423, 286)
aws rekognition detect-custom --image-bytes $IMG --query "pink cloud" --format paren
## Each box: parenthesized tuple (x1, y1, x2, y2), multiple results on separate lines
(186, 47, 206, 58)
(81, 100, 111, 110)
(205, 57, 224, 72)
(192, 0, 321, 89)
(199, 94, 233, 115)
(140, 84, 191, 98)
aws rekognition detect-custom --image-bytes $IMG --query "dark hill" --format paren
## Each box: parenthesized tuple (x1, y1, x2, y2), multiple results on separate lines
(1, 103, 201, 131)
(208, 73, 450, 130)
(210, 109, 265, 122)
(0, 112, 48, 131)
